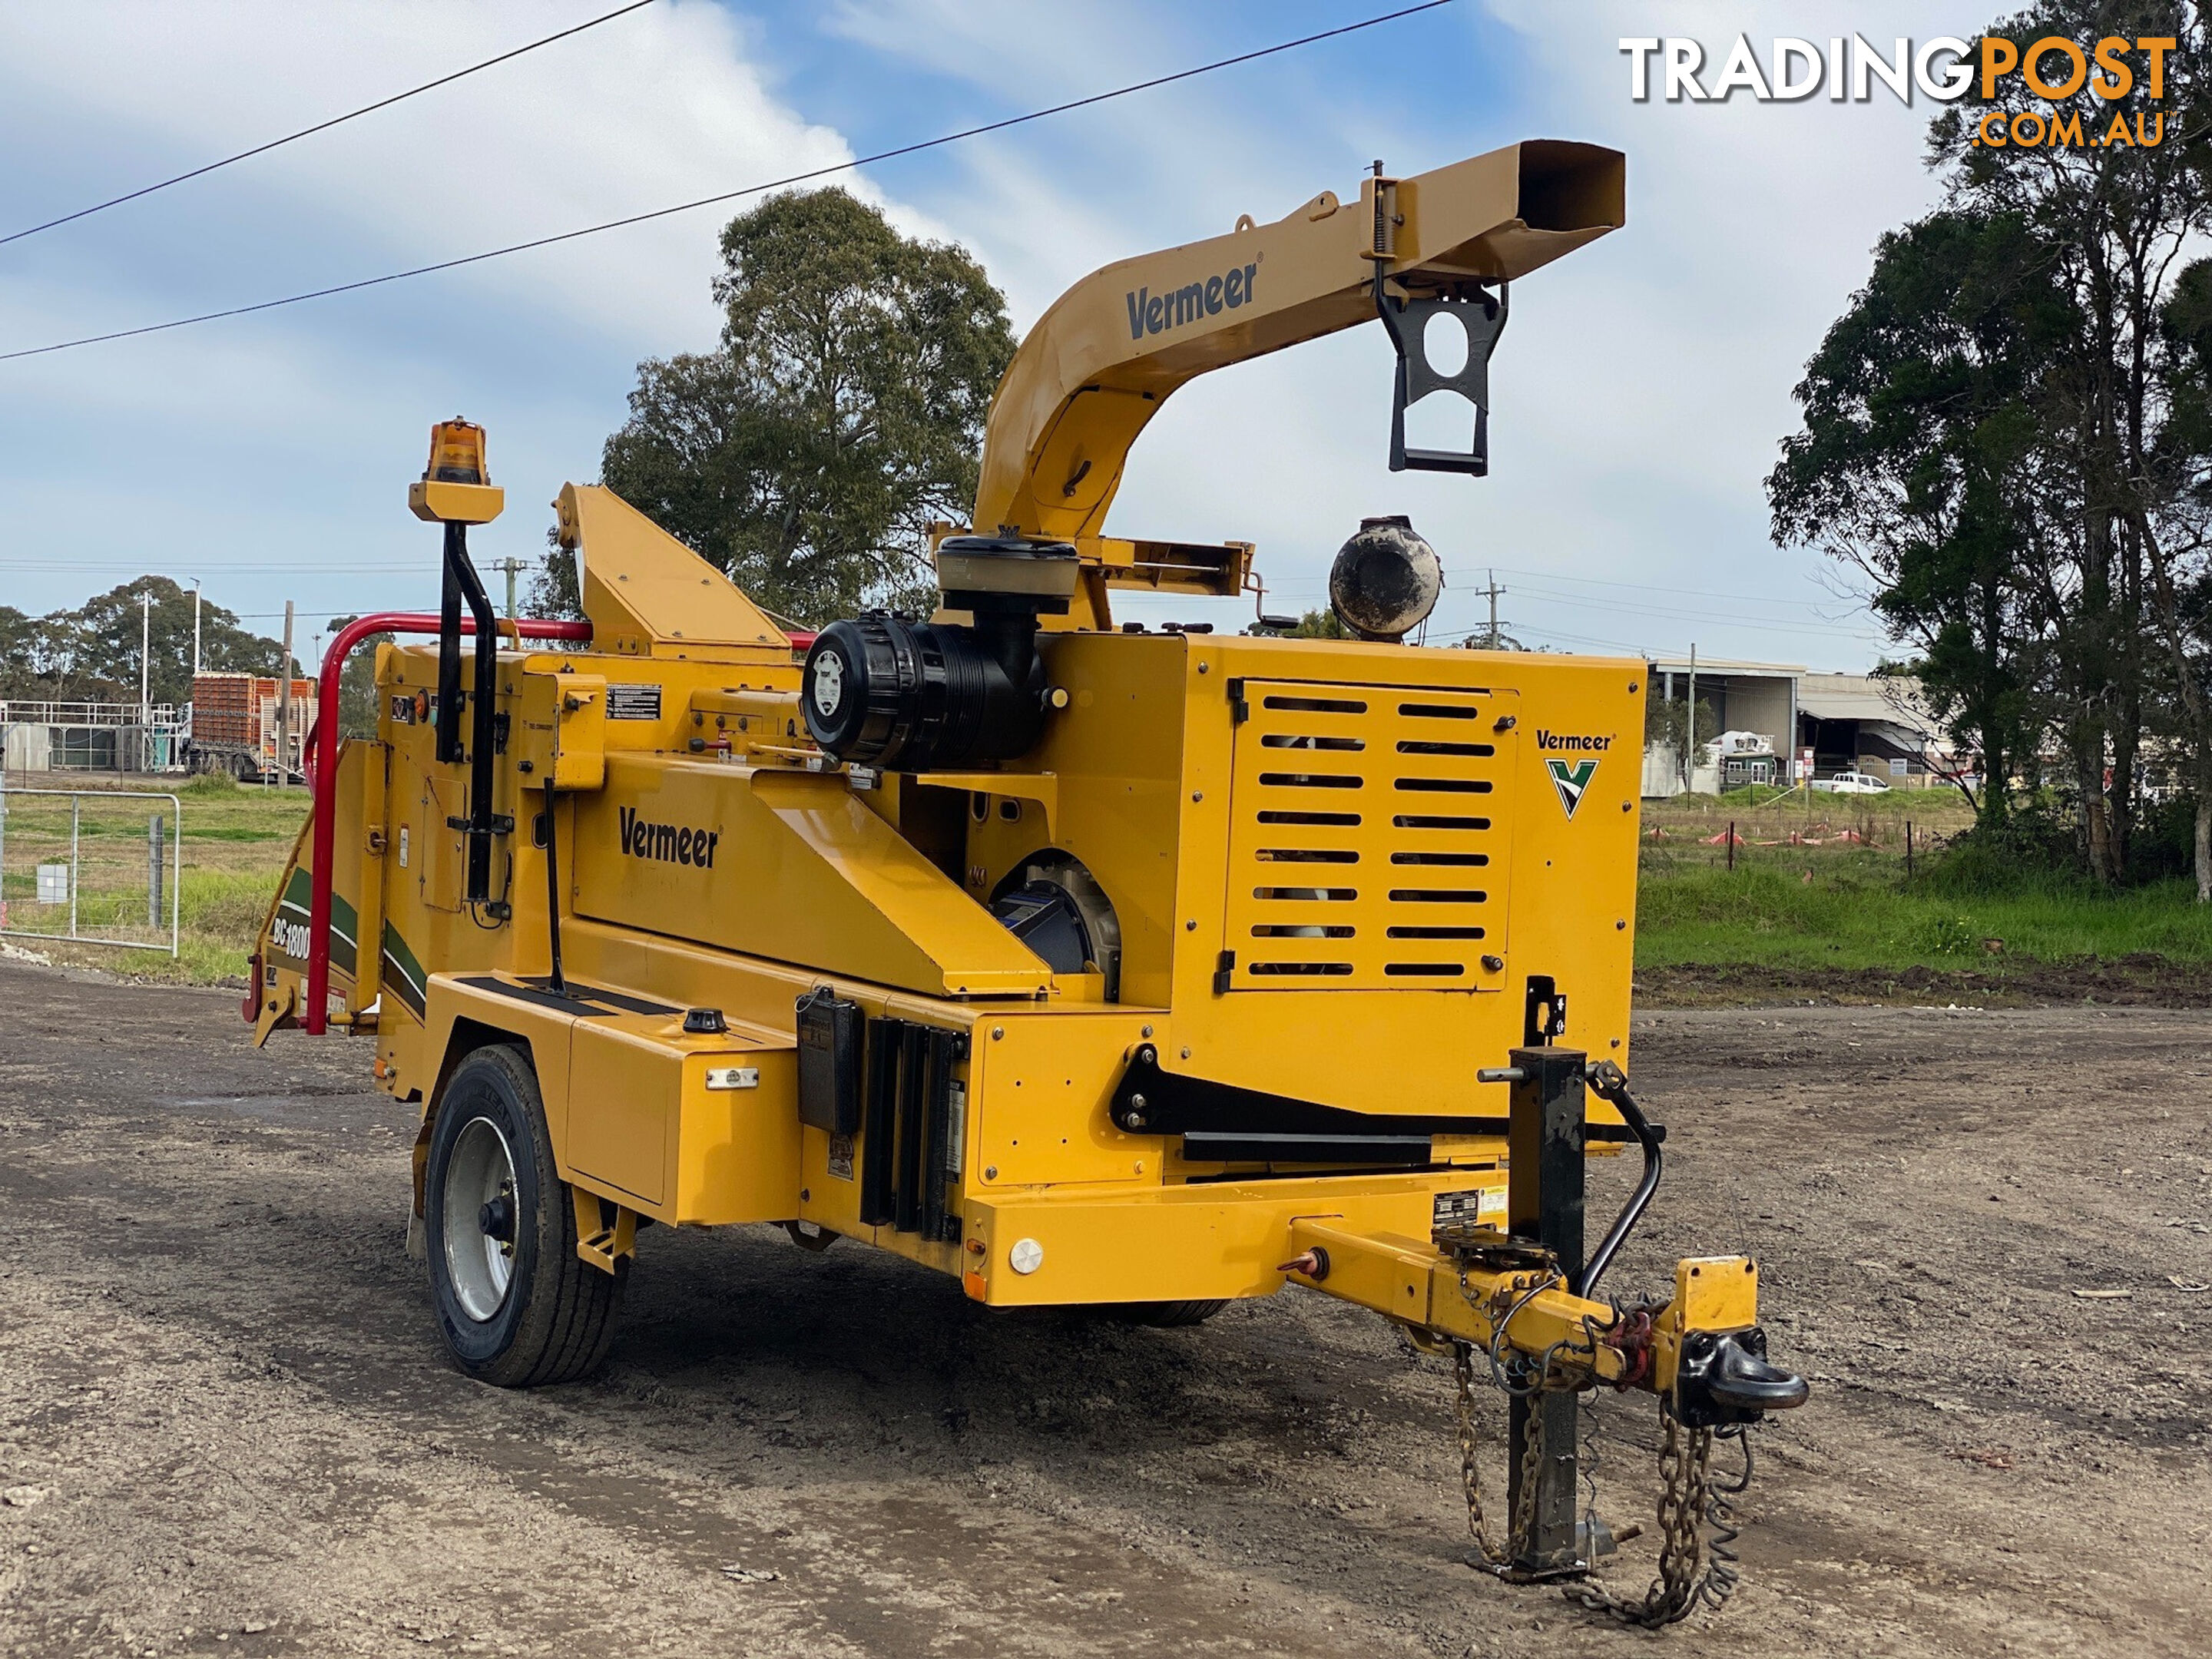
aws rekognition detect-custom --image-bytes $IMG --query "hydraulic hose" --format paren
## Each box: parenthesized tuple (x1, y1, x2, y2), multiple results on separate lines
(1580, 1060, 1664, 1297)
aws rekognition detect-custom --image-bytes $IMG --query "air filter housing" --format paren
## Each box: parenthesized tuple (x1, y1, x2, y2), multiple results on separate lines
(800, 537, 1078, 771)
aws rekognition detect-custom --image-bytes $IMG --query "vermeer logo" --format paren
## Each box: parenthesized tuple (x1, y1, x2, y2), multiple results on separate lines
(1126, 262, 1257, 339)
(1547, 758, 1598, 820)
(1535, 729, 1613, 753)
(618, 805, 720, 869)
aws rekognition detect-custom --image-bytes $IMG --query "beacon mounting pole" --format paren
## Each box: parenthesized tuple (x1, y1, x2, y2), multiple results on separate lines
(409, 419, 509, 912)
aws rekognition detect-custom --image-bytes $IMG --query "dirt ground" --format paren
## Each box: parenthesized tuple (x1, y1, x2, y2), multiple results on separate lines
(2, 959, 2207, 1659)
(1637, 958, 2212, 1008)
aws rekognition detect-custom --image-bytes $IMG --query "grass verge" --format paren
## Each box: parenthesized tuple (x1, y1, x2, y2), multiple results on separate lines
(9, 773, 2212, 1004)
(1, 773, 306, 985)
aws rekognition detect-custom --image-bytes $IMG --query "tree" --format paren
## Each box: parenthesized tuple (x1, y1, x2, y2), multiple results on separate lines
(323, 619, 393, 739)
(1644, 691, 1715, 771)
(0, 607, 43, 695)
(543, 189, 1016, 625)
(1770, 210, 2062, 826)
(1283, 608, 1352, 638)
(0, 578, 287, 705)
(1773, 2, 2212, 887)
(2142, 259, 2212, 895)
(1933, 1, 2211, 882)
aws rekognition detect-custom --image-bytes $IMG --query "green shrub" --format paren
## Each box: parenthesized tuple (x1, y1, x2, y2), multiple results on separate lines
(1915, 912, 1977, 957)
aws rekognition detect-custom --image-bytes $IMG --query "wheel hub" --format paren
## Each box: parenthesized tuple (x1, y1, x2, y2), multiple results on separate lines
(478, 1194, 516, 1243)
(442, 1115, 519, 1323)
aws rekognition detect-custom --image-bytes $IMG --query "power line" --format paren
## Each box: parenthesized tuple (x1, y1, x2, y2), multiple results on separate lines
(1430, 618, 1653, 654)
(0, 0, 661, 249)
(1504, 581, 1883, 638)
(1464, 563, 1869, 615)
(0, 560, 436, 574)
(0, 0, 1457, 364)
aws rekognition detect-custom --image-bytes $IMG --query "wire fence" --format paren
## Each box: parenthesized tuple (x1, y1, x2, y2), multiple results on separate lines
(1637, 786, 1973, 881)
(0, 787, 181, 955)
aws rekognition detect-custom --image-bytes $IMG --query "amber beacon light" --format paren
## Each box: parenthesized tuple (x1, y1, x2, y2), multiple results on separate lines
(409, 417, 505, 526)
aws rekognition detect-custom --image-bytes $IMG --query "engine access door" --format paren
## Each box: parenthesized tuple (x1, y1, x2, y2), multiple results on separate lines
(1221, 680, 1515, 989)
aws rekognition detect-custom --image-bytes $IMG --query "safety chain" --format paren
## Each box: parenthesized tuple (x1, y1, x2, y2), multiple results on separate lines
(1449, 1265, 1564, 1569)
(1452, 1341, 1505, 1563)
(1563, 1402, 1752, 1628)
(1452, 1340, 1549, 1568)
(1445, 1265, 1757, 1626)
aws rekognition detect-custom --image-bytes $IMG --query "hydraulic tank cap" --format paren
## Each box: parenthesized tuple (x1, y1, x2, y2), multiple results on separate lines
(1330, 515, 1440, 642)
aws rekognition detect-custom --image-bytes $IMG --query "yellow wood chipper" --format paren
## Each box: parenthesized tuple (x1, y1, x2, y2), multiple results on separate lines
(250, 139, 1806, 1623)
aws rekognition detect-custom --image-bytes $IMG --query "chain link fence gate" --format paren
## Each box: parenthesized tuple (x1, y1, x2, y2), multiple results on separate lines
(0, 787, 182, 957)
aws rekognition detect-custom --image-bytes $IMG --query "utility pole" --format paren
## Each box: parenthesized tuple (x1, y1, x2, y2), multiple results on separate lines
(275, 600, 295, 790)
(491, 556, 529, 621)
(1466, 570, 1512, 651)
(1684, 643, 1698, 796)
(190, 579, 202, 680)
(139, 590, 151, 724)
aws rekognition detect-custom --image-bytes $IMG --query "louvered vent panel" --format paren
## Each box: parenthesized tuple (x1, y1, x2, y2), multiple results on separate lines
(1221, 682, 1513, 989)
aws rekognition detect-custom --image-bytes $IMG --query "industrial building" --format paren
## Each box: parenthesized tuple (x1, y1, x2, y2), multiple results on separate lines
(0, 700, 187, 775)
(1640, 658, 1950, 796)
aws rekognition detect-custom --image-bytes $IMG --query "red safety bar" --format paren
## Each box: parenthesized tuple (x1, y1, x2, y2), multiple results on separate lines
(294, 612, 591, 1035)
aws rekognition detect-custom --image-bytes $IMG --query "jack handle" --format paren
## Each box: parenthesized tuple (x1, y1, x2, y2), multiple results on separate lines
(1581, 1060, 1662, 1299)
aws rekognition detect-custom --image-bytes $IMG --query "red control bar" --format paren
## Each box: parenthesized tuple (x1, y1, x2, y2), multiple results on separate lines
(294, 613, 591, 1035)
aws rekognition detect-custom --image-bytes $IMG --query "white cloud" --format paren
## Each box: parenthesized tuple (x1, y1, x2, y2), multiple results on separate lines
(0, 0, 889, 628)
(830, 1, 1953, 664)
(0, 0, 859, 344)
(0, 2, 1965, 669)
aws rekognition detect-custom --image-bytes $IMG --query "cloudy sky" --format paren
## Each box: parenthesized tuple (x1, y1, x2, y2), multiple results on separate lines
(0, 1, 1966, 668)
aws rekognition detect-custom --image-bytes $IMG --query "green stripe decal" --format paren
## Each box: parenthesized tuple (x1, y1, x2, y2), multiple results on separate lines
(381, 923, 427, 1018)
(276, 865, 360, 974)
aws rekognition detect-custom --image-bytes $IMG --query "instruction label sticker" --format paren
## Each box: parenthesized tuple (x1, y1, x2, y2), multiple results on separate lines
(607, 683, 661, 721)
(826, 1134, 855, 1182)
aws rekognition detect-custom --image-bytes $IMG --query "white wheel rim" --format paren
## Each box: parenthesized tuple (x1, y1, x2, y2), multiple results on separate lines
(443, 1116, 518, 1322)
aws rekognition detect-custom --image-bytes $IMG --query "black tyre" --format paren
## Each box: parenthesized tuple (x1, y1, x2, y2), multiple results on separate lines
(424, 1044, 623, 1386)
(1110, 1298, 1228, 1328)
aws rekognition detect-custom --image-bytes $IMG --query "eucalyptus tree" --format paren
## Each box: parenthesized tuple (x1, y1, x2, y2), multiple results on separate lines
(540, 188, 1017, 625)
